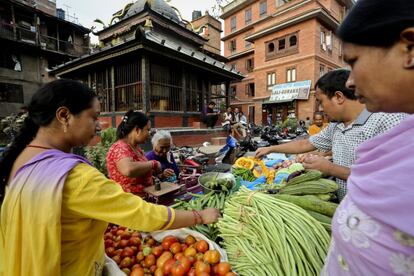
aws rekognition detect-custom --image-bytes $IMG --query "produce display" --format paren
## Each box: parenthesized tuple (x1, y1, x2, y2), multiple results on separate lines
(171, 173, 239, 243)
(217, 187, 331, 276)
(232, 157, 305, 186)
(101, 152, 340, 275)
(272, 169, 339, 233)
(103, 226, 236, 276)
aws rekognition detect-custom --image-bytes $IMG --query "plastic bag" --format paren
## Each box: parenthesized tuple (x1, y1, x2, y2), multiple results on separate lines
(103, 255, 125, 276)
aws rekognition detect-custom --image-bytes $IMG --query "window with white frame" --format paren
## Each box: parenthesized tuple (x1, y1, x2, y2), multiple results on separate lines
(319, 64, 325, 77)
(321, 28, 333, 52)
(286, 67, 296, 82)
(267, 72, 276, 88)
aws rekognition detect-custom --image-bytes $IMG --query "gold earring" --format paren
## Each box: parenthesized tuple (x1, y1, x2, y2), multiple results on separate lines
(63, 124, 68, 133)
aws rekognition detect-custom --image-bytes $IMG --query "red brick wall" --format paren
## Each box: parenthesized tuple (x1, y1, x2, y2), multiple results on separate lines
(223, 0, 349, 124)
(172, 130, 227, 147)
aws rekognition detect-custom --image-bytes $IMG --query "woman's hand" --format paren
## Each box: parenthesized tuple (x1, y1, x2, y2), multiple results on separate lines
(162, 168, 175, 178)
(255, 147, 270, 159)
(200, 208, 221, 224)
(151, 160, 162, 174)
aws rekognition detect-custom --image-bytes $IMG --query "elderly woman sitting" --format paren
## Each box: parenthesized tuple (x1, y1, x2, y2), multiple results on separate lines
(145, 130, 180, 182)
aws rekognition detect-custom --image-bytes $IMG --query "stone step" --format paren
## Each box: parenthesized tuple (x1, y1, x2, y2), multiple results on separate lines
(192, 121, 205, 129)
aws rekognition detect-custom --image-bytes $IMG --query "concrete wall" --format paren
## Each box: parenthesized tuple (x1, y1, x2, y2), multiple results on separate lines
(0, 51, 42, 117)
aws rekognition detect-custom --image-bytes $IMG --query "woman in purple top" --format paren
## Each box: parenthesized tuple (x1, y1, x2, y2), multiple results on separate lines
(322, 0, 414, 275)
(145, 130, 180, 182)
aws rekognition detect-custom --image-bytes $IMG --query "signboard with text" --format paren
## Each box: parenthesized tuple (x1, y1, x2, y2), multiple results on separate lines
(269, 80, 312, 103)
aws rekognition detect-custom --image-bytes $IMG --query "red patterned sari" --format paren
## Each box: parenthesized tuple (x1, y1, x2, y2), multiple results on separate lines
(106, 140, 153, 196)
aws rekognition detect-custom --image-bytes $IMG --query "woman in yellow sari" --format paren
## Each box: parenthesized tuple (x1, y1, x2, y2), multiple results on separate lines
(0, 79, 219, 276)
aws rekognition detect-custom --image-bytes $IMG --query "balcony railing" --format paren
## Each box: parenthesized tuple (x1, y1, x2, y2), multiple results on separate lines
(0, 21, 88, 56)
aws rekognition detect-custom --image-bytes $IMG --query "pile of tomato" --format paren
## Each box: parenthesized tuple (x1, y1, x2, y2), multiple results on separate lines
(104, 225, 236, 276)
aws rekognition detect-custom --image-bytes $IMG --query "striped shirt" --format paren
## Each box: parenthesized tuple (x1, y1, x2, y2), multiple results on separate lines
(309, 109, 407, 201)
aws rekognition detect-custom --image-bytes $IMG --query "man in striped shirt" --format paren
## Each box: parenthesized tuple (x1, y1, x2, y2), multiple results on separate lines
(255, 69, 407, 201)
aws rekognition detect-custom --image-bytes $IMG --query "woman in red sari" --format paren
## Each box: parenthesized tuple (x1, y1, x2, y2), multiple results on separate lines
(106, 110, 160, 196)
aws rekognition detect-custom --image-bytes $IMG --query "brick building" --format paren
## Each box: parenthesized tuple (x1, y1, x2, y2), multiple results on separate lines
(221, 0, 354, 125)
(0, 0, 90, 117)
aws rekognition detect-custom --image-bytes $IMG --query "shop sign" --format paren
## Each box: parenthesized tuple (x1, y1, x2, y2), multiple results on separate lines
(269, 80, 312, 103)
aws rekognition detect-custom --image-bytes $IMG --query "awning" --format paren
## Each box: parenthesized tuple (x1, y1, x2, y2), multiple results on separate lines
(266, 80, 312, 104)
(262, 98, 295, 104)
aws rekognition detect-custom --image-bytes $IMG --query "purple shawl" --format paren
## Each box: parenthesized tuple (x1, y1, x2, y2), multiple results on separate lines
(348, 115, 414, 235)
(1, 149, 91, 275)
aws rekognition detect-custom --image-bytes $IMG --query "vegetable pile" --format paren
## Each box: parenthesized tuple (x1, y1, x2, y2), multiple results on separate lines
(217, 187, 331, 276)
(273, 170, 339, 233)
(104, 226, 236, 276)
(171, 173, 239, 243)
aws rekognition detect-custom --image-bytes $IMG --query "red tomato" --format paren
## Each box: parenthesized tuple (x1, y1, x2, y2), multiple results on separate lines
(174, 252, 185, 261)
(188, 267, 196, 276)
(121, 247, 135, 258)
(194, 240, 209, 253)
(112, 255, 121, 265)
(162, 235, 179, 250)
(136, 251, 145, 261)
(171, 256, 191, 276)
(130, 266, 145, 276)
(203, 250, 221, 265)
(154, 268, 164, 276)
(185, 235, 196, 246)
(156, 251, 173, 268)
(146, 238, 156, 247)
(105, 247, 115, 257)
(195, 261, 211, 275)
(152, 245, 164, 257)
(163, 258, 176, 275)
(170, 242, 182, 254)
(150, 265, 157, 273)
(181, 244, 189, 252)
(184, 247, 197, 257)
(119, 239, 129, 248)
(195, 253, 204, 261)
(131, 264, 141, 270)
(131, 232, 142, 239)
(130, 246, 138, 254)
(130, 256, 137, 266)
(144, 254, 156, 268)
(216, 262, 232, 276)
(120, 257, 132, 268)
(110, 226, 118, 235)
(129, 237, 141, 247)
(104, 232, 114, 240)
(121, 232, 131, 240)
(114, 248, 123, 256)
(212, 264, 219, 275)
